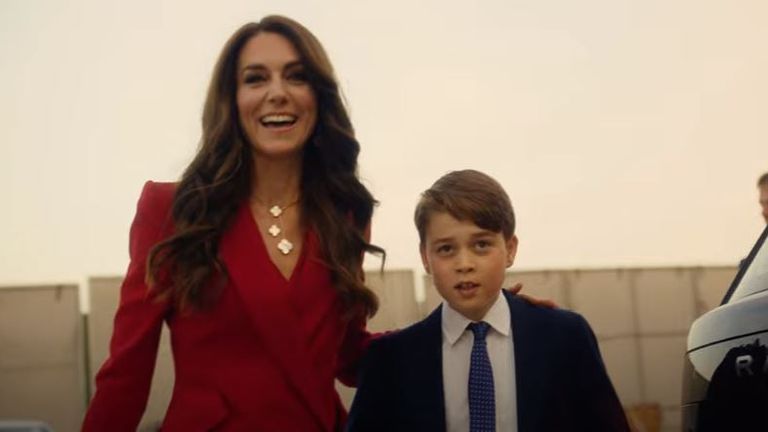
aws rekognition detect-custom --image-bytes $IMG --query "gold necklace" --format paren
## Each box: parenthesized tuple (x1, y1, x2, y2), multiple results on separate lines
(253, 197, 299, 255)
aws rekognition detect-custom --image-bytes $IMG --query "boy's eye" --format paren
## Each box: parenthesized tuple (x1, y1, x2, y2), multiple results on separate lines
(436, 244, 453, 254)
(475, 240, 492, 251)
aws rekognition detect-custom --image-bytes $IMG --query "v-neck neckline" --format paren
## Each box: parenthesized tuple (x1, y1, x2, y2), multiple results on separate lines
(245, 201, 309, 284)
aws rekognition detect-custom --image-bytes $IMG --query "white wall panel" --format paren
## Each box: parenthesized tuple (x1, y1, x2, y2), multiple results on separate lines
(639, 336, 687, 408)
(365, 269, 419, 332)
(692, 266, 738, 316)
(568, 270, 635, 338)
(598, 337, 643, 406)
(634, 269, 696, 334)
(506, 270, 571, 309)
(0, 285, 84, 432)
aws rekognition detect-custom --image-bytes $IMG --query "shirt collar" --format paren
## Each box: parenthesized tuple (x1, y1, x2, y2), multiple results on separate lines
(441, 292, 510, 346)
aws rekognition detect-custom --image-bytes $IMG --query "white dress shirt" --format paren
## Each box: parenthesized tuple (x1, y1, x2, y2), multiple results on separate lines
(442, 293, 517, 432)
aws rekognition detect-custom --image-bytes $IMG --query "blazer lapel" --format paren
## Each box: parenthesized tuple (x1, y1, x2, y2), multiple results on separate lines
(219, 203, 331, 430)
(506, 291, 545, 432)
(413, 307, 447, 431)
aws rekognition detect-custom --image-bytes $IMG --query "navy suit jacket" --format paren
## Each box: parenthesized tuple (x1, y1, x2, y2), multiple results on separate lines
(347, 290, 630, 432)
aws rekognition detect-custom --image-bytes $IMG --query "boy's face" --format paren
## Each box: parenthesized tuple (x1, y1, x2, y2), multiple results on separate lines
(420, 211, 518, 322)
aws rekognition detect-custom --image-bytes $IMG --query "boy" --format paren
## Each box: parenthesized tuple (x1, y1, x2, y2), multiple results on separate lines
(347, 170, 629, 431)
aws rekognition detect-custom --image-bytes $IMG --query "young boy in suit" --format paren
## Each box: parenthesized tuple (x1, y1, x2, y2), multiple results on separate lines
(347, 169, 630, 432)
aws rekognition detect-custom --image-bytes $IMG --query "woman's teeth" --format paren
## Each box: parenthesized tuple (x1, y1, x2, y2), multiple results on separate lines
(260, 114, 297, 127)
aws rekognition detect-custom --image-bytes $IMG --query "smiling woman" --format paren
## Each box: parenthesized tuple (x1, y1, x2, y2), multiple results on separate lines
(236, 31, 320, 271)
(81, 16, 385, 432)
(236, 32, 318, 161)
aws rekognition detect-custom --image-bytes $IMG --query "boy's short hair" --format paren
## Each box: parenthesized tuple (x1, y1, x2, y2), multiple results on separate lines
(414, 169, 516, 244)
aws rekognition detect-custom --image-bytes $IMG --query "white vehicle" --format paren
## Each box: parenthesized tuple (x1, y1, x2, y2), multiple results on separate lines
(682, 226, 768, 431)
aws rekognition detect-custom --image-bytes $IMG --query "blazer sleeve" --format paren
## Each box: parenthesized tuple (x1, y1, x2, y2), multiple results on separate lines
(335, 313, 376, 386)
(570, 314, 631, 432)
(82, 181, 174, 432)
(345, 337, 394, 432)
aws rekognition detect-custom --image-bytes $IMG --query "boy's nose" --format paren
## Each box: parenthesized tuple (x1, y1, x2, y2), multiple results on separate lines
(455, 251, 475, 273)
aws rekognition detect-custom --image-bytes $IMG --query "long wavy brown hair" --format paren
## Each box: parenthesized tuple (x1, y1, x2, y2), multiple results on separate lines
(146, 16, 384, 318)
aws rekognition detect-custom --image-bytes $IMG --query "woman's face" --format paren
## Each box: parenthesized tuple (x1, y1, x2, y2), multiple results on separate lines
(236, 32, 317, 160)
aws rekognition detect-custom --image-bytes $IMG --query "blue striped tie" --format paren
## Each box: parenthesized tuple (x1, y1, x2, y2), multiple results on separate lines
(468, 321, 495, 432)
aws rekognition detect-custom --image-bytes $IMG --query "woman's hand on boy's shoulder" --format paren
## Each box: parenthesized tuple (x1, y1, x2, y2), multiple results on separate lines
(506, 282, 557, 308)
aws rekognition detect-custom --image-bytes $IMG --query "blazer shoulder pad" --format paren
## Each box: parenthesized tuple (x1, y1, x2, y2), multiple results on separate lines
(133, 181, 177, 226)
(138, 181, 176, 209)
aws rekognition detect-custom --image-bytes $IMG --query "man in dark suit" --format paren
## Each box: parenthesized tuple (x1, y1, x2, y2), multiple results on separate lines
(347, 170, 629, 432)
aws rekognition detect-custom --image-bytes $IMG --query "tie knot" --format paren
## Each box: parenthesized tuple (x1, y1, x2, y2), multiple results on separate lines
(468, 321, 491, 340)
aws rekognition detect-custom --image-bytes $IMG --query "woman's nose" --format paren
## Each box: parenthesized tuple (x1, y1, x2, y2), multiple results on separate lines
(266, 78, 288, 103)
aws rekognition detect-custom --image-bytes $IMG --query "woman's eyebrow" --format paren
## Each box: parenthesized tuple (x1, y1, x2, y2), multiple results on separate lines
(241, 60, 303, 73)
(239, 64, 266, 76)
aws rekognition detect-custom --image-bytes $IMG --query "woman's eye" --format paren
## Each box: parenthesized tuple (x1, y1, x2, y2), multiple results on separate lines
(287, 70, 309, 83)
(243, 74, 266, 85)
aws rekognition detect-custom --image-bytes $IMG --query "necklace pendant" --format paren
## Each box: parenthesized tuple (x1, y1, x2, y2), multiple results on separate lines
(268, 224, 281, 237)
(277, 238, 294, 255)
(269, 205, 283, 217)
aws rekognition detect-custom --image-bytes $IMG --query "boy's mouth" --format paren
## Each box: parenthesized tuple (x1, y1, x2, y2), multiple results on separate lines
(454, 281, 479, 292)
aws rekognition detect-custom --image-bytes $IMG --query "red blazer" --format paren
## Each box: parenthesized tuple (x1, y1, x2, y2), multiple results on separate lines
(83, 181, 372, 432)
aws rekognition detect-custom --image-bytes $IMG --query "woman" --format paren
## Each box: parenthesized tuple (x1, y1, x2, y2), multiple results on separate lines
(83, 16, 383, 431)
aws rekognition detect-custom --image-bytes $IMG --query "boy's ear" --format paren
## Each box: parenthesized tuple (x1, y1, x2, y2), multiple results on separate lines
(506, 235, 519, 268)
(419, 244, 431, 274)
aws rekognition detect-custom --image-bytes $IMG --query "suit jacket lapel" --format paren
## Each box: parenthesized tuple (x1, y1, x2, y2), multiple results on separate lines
(219, 203, 331, 430)
(414, 306, 447, 431)
(506, 291, 545, 432)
